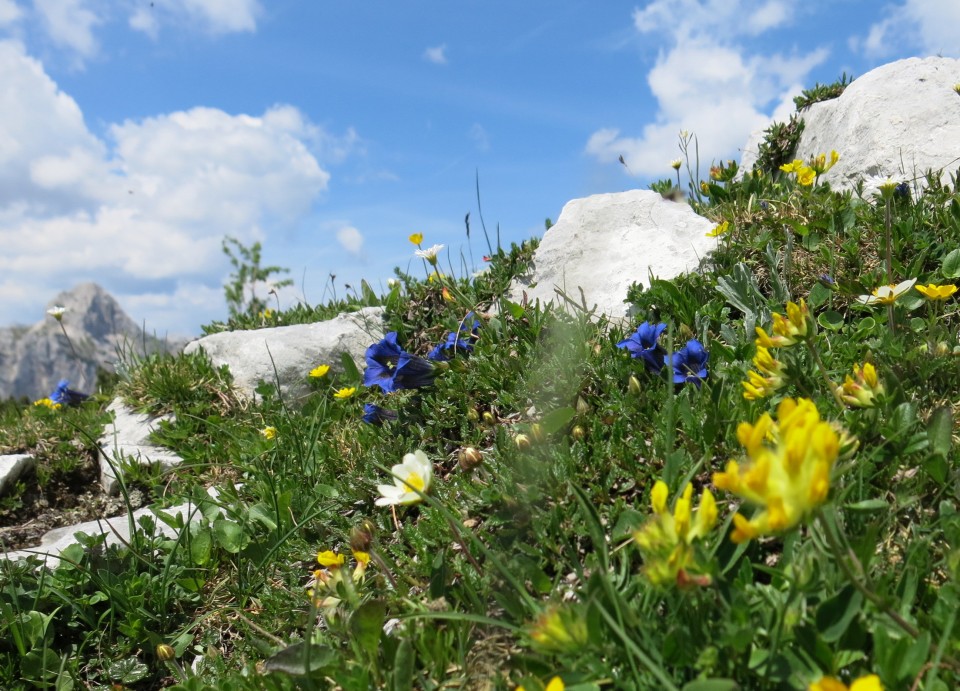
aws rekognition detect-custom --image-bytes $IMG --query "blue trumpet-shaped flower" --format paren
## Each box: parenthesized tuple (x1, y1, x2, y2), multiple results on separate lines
(363, 332, 438, 392)
(50, 379, 88, 406)
(669, 340, 709, 386)
(362, 403, 399, 426)
(428, 312, 482, 362)
(617, 322, 667, 373)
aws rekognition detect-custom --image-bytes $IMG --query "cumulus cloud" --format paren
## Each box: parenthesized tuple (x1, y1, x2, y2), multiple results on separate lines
(0, 39, 347, 333)
(854, 0, 960, 58)
(130, 0, 262, 37)
(33, 0, 101, 58)
(586, 0, 825, 177)
(336, 226, 364, 257)
(423, 43, 447, 64)
(0, 0, 22, 26)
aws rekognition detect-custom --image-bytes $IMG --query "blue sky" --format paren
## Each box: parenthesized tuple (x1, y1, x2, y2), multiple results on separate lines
(0, 0, 957, 336)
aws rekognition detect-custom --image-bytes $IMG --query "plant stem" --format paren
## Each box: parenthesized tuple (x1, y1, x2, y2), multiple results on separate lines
(805, 339, 845, 408)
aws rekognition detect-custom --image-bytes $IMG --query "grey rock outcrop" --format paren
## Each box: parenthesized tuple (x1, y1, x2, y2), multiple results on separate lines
(507, 190, 715, 320)
(740, 57, 960, 194)
(0, 283, 181, 401)
(183, 306, 386, 404)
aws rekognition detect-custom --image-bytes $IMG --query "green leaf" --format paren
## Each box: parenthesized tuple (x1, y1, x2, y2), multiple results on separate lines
(392, 638, 415, 691)
(845, 499, 889, 512)
(541, 407, 576, 435)
(248, 503, 278, 531)
(21, 649, 61, 682)
(890, 402, 918, 436)
(942, 248, 960, 278)
(340, 351, 361, 384)
(106, 657, 150, 684)
(816, 310, 844, 331)
(682, 681, 740, 691)
(351, 599, 386, 658)
(188, 527, 212, 566)
(213, 519, 248, 554)
(807, 282, 832, 308)
(816, 585, 863, 642)
(927, 407, 954, 458)
(264, 642, 335, 676)
(499, 298, 525, 319)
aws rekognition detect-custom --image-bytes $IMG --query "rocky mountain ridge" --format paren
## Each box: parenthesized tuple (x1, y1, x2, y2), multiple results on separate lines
(0, 283, 181, 401)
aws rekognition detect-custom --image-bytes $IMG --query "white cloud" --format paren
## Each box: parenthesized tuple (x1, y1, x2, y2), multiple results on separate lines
(587, 1, 824, 177)
(0, 39, 350, 333)
(0, 0, 22, 25)
(469, 123, 490, 151)
(855, 0, 960, 58)
(33, 0, 101, 58)
(423, 43, 447, 64)
(336, 226, 364, 256)
(130, 0, 261, 37)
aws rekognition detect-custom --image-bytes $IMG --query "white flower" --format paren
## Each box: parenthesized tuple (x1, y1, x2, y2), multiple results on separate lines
(375, 450, 433, 506)
(670, 158, 682, 170)
(856, 278, 917, 305)
(46, 305, 66, 321)
(866, 174, 900, 199)
(386, 278, 400, 288)
(414, 244, 444, 264)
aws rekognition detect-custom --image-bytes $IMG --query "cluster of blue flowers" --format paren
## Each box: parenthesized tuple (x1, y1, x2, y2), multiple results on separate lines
(50, 379, 88, 406)
(360, 314, 482, 426)
(617, 322, 709, 386)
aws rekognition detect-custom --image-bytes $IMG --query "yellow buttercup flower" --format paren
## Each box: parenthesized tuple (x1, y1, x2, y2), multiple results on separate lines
(706, 221, 730, 238)
(779, 159, 803, 174)
(713, 398, 841, 543)
(316, 550, 346, 568)
(915, 283, 958, 301)
(809, 674, 883, 691)
(309, 364, 330, 378)
(634, 480, 717, 587)
(408, 232, 424, 245)
(333, 387, 356, 399)
(260, 426, 277, 440)
(796, 167, 816, 186)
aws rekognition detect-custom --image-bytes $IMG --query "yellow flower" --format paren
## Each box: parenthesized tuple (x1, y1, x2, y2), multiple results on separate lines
(700, 180, 710, 194)
(857, 278, 917, 305)
(713, 398, 841, 543)
(260, 426, 277, 440)
(915, 283, 958, 301)
(516, 679, 564, 691)
(770, 299, 811, 345)
(742, 346, 788, 400)
(780, 159, 803, 174)
(309, 364, 330, 378)
(408, 232, 423, 245)
(317, 550, 346, 568)
(796, 167, 816, 186)
(634, 480, 717, 587)
(836, 363, 884, 408)
(427, 271, 446, 283)
(260, 308, 274, 320)
(33, 397, 61, 410)
(755, 326, 790, 349)
(333, 386, 356, 399)
(706, 221, 730, 238)
(810, 150, 839, 175)
(527, 605, 587, 653)
(809, 674, 883, 691)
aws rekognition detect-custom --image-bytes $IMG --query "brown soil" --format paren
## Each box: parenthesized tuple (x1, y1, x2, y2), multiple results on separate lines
(0, 455, 144, 552)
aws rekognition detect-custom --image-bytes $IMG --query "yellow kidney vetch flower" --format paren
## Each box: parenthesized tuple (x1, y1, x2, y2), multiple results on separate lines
(809, 674, 882, 691)
(713, 398, 841, 544)
(742, 345, 788, 400)
(634, 480, 717, 587)
(308, 548, 371, 611)
(836, 363, 884, 408)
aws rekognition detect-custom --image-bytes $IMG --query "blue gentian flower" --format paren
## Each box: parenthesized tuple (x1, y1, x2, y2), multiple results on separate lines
(617, 322, 667, 373)
(50, 379, 88, 406)
(363, 332, 438, 391)
(669, 339, 709, 386)
(362, 403, 399, 426)
(818, 274, 836, 289)
(428, 312, 482, 362)
(894, 181, 910, 198)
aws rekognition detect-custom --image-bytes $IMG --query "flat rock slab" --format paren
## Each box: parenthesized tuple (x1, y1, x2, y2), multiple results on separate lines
(508, 190, 714, 320)
(741, 57, 960, 194)
(99, 399, 182, 495)
(0, 454, 34, 495)
(2, 488, 222, 569)
(183, 306, 386, 404)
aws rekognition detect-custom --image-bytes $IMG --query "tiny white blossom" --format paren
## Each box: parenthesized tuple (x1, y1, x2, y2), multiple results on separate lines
(375, 450, 433, 506)
(46, 305, 66, 321)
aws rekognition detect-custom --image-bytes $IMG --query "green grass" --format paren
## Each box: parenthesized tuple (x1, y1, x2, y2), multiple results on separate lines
(1, 159, 960, 691)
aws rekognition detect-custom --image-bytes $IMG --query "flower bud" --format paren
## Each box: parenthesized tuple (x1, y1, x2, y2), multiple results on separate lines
(571, 425, 585, 441)
(156, 644, 176, 661)
(458, 446, 483, 471)
(482, 411, 496, 426)
(514, 434, 531, 451)
(628, 375, 642, 395)
(529, 423, 545, 444)
(350, 520, 375, 553)
(576, 396, 592, 415)
(466, 408, 480, 422)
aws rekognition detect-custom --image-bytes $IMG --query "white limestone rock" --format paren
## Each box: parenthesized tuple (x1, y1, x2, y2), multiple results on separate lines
(183, 306, 386, 404)
(99, 399, 182, 495)
(740, 57, 960, 194)
(507, 190, 715, 320)
(0, 454, 34, 495)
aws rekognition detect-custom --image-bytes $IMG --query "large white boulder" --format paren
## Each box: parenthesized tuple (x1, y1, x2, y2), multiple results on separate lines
(741, 57, 960, 194)
(507, 190, 715, 319)
(99, 399, 181, 495)
(183, 306, 386, 404)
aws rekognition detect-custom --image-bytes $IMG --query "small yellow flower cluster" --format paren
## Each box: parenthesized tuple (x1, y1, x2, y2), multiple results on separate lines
(713, 398, 840, 543)
(526, 604, 588, 653)
(755, 299, 811, 348)
(835, 363, 884, 408)
(742, 345, 788, 401)
(780, 150, 838, 186)
(308, 548, 371, 611)
(260, 426, 277, 440)
(33, 397, 62, 410)
(634, 480, 717, 587)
